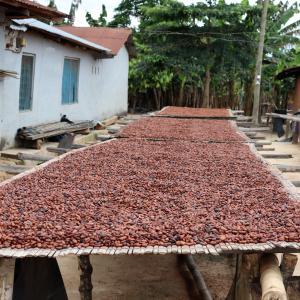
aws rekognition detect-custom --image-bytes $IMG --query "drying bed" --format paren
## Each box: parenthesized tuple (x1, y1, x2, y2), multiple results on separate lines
(0, 139, 299, 254)
(118, 117, 247, 142)
(157, 106, 231, 118)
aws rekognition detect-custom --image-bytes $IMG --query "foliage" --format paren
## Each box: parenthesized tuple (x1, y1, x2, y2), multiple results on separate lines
(86, 4, 108, 27)
(48, 0, 57, 10)
(68, 0, 82, 25)
(82, 0, 300, 112)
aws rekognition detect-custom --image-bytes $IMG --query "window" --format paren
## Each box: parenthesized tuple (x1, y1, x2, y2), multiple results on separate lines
(19, 54, 35, 111)
(62, 58, 79, 104)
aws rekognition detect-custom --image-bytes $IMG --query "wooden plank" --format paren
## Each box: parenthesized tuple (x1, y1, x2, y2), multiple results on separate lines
(96, 135, 113, 141)
(274, 164, 300, 172)
(255, 141, 272, 146)
(18, 121, 94, 141)
(251, 137, 266, 141)
(71, 144, 86, 149)
(262, 153, 292, 159)
(18, 152, 52, 162)
(102, 116, 118, 126)
(245, 132, 257, 137)
(257, 148, 275, 152)
(46, 147, 69, 154)
(266, 112, 300, 122)
(0, 152, 19, 159)
(240, 127, 270, 132)
(292, 181, 300, 187)
(0, 164, 31, 174)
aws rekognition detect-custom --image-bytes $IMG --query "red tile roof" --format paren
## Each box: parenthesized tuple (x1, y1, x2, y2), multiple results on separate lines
(0, 0, 67, 20)
(58, 26, 133, 56)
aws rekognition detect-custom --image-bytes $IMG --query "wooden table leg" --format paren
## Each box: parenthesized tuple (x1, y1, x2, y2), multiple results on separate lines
(78, 255, 93, 300)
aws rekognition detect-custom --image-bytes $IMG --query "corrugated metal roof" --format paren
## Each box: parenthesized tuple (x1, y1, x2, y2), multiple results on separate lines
(12, 19, 113, 57)
(0, 0, 67, 19)
(58, 26, 133, 56)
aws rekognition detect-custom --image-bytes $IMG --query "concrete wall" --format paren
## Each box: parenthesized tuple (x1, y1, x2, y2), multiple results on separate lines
(0, 26, 129, 149)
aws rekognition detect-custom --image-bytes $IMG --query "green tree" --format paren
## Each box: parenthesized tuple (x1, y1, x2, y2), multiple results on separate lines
(86, 4, 108, 27)
(109, 0, 163, 27)
(69, 0, 82, 25)
(48, 0, 57, 9)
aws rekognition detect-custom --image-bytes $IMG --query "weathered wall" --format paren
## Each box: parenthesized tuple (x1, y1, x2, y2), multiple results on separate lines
(0, 27, 129, 149)
(0, 9, 6, 149)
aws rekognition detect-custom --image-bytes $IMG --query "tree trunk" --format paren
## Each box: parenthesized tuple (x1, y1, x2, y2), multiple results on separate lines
(244, 80, 254, 116)
(153, 88, 160, 110)
(228, 80, 235, 109)
(202, 67, 211, 108)
(252, 0, 269, 125)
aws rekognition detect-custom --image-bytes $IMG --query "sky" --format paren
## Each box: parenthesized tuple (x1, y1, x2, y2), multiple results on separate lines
(39, 0, 297, 27)
(38, 0, 247, 26)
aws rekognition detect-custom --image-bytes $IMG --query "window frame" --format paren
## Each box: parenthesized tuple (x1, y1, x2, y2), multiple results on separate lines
(61, 57, 80, 105)
(19, 53, 35, 112)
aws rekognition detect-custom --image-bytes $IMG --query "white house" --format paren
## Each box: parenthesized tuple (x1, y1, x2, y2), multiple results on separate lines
(0, 0, 133, 149)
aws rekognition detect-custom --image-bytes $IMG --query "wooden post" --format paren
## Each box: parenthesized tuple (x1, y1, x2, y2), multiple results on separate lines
(280, 253, 298, 283)
(260, 254, 287, 300)
(178, 255, 213, 300)
(293, 77, 300, 113)
(78, 255, 93, 300)
(0, 258, 15, 300)
(285, 119, 291, 139)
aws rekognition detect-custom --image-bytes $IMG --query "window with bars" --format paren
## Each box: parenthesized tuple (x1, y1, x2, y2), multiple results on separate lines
(19, 54, 35, 111)
(62, 58, 80, 104)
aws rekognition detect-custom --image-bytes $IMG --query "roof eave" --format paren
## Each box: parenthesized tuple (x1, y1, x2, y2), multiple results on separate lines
(12, 19, 113, 58)
(276, 66, 300, 80)
(0, 0, 67, 21)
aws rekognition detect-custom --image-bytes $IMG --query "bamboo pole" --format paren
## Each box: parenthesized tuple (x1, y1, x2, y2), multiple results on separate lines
(78, 255, 93, 300)
(260, 254, 287, 300)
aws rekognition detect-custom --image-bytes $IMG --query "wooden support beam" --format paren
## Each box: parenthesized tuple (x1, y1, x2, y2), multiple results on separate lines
(260, 254, 287, 300)
(0, 164, 30, 174)
(78, 255, 93, 300)
(256, 148, 275, 152)
(237, 122, 253, 128)
(18, 152, 52, 162)
(251, 137, 266, 141)
(71, 144, 86, 149)
(274, 164, 300, 172)
(0, 153, 18, 160)
(179, 255, 213, 300)
(255, 141, 272, 146)
(96, 135, 113, 142)
(226, 254, 260, 300)
(291, 181, 300, 187)
(285, 120, 291, 140)
(245, 132, 257, 138)
(280, 254, 298, 283)
(240, 127, 270, 132)
(102, 116, 118, 127)
(0, 258, 15, 299)
(262, 153, 292, 159)
(46, 147, 69, 155)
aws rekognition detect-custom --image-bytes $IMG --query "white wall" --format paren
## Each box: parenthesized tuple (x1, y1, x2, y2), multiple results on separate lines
(0, 9, 6, 149)
(0, 28, 129, 149)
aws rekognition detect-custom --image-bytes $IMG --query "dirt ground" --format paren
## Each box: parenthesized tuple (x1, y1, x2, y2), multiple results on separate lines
(57, 254, 236, 300)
